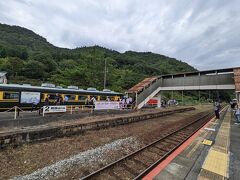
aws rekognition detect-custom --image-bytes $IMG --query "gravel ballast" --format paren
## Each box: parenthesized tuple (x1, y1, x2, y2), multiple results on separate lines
(13, 137, 139, 180)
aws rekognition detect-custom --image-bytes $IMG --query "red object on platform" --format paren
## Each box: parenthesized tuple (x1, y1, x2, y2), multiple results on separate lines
(147, 99, 158, 105)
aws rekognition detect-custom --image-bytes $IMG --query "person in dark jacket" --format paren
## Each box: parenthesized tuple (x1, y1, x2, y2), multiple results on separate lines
(44, 95, 50, 105)
(214, 101, 221, 119)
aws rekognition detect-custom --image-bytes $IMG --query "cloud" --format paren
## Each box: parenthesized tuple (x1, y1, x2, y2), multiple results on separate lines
(0, 0, 239, 70)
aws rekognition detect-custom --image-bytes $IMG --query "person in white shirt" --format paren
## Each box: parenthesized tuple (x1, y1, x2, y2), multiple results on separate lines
(129, 97, 133, 104)
(90, 97, 96, 104)
(126, 98, 130, 105)
(90, 96, 96, 110)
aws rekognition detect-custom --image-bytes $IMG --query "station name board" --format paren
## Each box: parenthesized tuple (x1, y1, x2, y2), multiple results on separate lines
(43, 106, 67, 114)
(95, 101, 120, 110)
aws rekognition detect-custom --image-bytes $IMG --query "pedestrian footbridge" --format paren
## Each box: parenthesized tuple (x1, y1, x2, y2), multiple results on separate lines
(128, 67, 240, 109)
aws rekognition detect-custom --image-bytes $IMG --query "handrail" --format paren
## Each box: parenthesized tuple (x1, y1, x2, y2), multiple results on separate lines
(0, 103, 134, 120)
(135, 78, 162, 108)
(2, 106, 24, 119)
(3, 106, 23, 112)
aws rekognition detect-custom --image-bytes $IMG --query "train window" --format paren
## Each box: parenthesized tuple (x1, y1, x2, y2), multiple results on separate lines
(3, 92, 19, 99)
(65, 95, 76, 100)
(78, 95, 86, 101)
(48, 94, 58, 100)
(41, 94, 44, 100)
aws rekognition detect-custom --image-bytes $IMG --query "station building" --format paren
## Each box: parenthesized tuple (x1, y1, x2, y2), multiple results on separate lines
(0, 71, 7, 84)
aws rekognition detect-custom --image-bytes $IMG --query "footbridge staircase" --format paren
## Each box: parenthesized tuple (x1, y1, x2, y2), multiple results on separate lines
(128, 67, 240, 109)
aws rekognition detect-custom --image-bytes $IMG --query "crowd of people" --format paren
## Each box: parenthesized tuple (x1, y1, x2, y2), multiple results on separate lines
(213, 100, 240, 121)
(42, 94, 134, 109)
(214, 99, 240, 124)
(41, 94, 240, 117)
(32, 93, 240, 119)
(119, 96, 133, 109)
(167, 99, 178, 106)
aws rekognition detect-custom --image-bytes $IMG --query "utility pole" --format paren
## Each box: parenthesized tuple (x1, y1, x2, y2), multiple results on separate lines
(103, 58, 107, 89)
(198, 90, 201, 103)
(182, 90, 183, 105)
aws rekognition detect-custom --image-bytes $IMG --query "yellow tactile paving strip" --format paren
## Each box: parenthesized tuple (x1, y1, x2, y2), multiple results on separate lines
(198, 108, 230, 179)
(213, 134, 229, 153)
(202, 149, 228, 177)
(198, 169, 225, 180)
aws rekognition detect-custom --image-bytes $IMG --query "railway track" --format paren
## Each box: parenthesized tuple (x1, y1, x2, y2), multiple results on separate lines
(80, 110, 218, 180)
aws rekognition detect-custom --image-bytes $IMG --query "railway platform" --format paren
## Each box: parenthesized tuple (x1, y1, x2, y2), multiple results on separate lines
(0, 106, 194, 148)
(144, 107, 238, 180)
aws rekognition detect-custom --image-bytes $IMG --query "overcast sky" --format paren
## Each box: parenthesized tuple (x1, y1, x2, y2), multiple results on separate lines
(0, 0, 239, 70)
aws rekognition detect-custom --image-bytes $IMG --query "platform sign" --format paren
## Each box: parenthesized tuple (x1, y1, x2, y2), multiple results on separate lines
(20, 91, 40, 104)
(43, 106, 67, 114)
(95, 101, 120, 110)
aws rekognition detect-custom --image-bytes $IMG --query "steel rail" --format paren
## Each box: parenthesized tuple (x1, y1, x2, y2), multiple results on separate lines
(80, 109, 218, 180)
(135, 106, 228, 179)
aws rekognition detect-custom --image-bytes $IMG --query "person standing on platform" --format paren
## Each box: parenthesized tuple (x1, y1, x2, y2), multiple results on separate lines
(230, 101, 234, 109)
(85, 97, 90, 108)
(214, 101, 221, 119)
(234, 104, 240, 124)
(64, 95, 69, 105)
(90, 96, 96, 110)
(59, 96, 63, 105)
(44, 95, 50, 105)
(129, 97, 133, 104)
(126, 98, 130, 108)
(55, 94, 61, 105)
(31, 100, 38, 112)
(122, 97, 126, 109)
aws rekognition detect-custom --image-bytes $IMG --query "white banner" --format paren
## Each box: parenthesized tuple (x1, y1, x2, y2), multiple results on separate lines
(43, 106, 67, 114)
(95, 101, 120, 110)
(21, 91, 40, 104)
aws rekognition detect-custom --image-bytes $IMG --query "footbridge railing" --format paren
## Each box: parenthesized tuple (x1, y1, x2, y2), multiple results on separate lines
(135, 78, 162, 109)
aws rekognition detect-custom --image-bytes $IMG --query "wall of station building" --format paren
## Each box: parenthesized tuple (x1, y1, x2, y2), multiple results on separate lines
(234, 68, 240, 102)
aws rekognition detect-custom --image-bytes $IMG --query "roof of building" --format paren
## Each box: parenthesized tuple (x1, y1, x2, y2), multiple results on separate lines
(0, 83, 123, 96)
(127, 76, 158, 93)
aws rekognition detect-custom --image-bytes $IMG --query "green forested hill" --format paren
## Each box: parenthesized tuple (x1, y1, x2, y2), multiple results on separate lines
(0, 23, 196, 92)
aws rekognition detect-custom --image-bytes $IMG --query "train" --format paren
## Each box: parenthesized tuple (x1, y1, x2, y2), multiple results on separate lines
(0, 83, 123, 111)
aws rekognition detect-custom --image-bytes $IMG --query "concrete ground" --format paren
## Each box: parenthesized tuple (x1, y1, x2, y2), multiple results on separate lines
(0, 106, 190, 131)
(151, 107, 237, 180)
(229, 112, 240, 180)
(0, 109, 132, 128)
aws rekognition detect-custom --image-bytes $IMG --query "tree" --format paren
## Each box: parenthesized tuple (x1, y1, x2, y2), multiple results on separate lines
(23, 60, 46, 79)
(0, 47, 6, 58)
(20, 50, 28, 60)
(0, 57, 24, 76)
